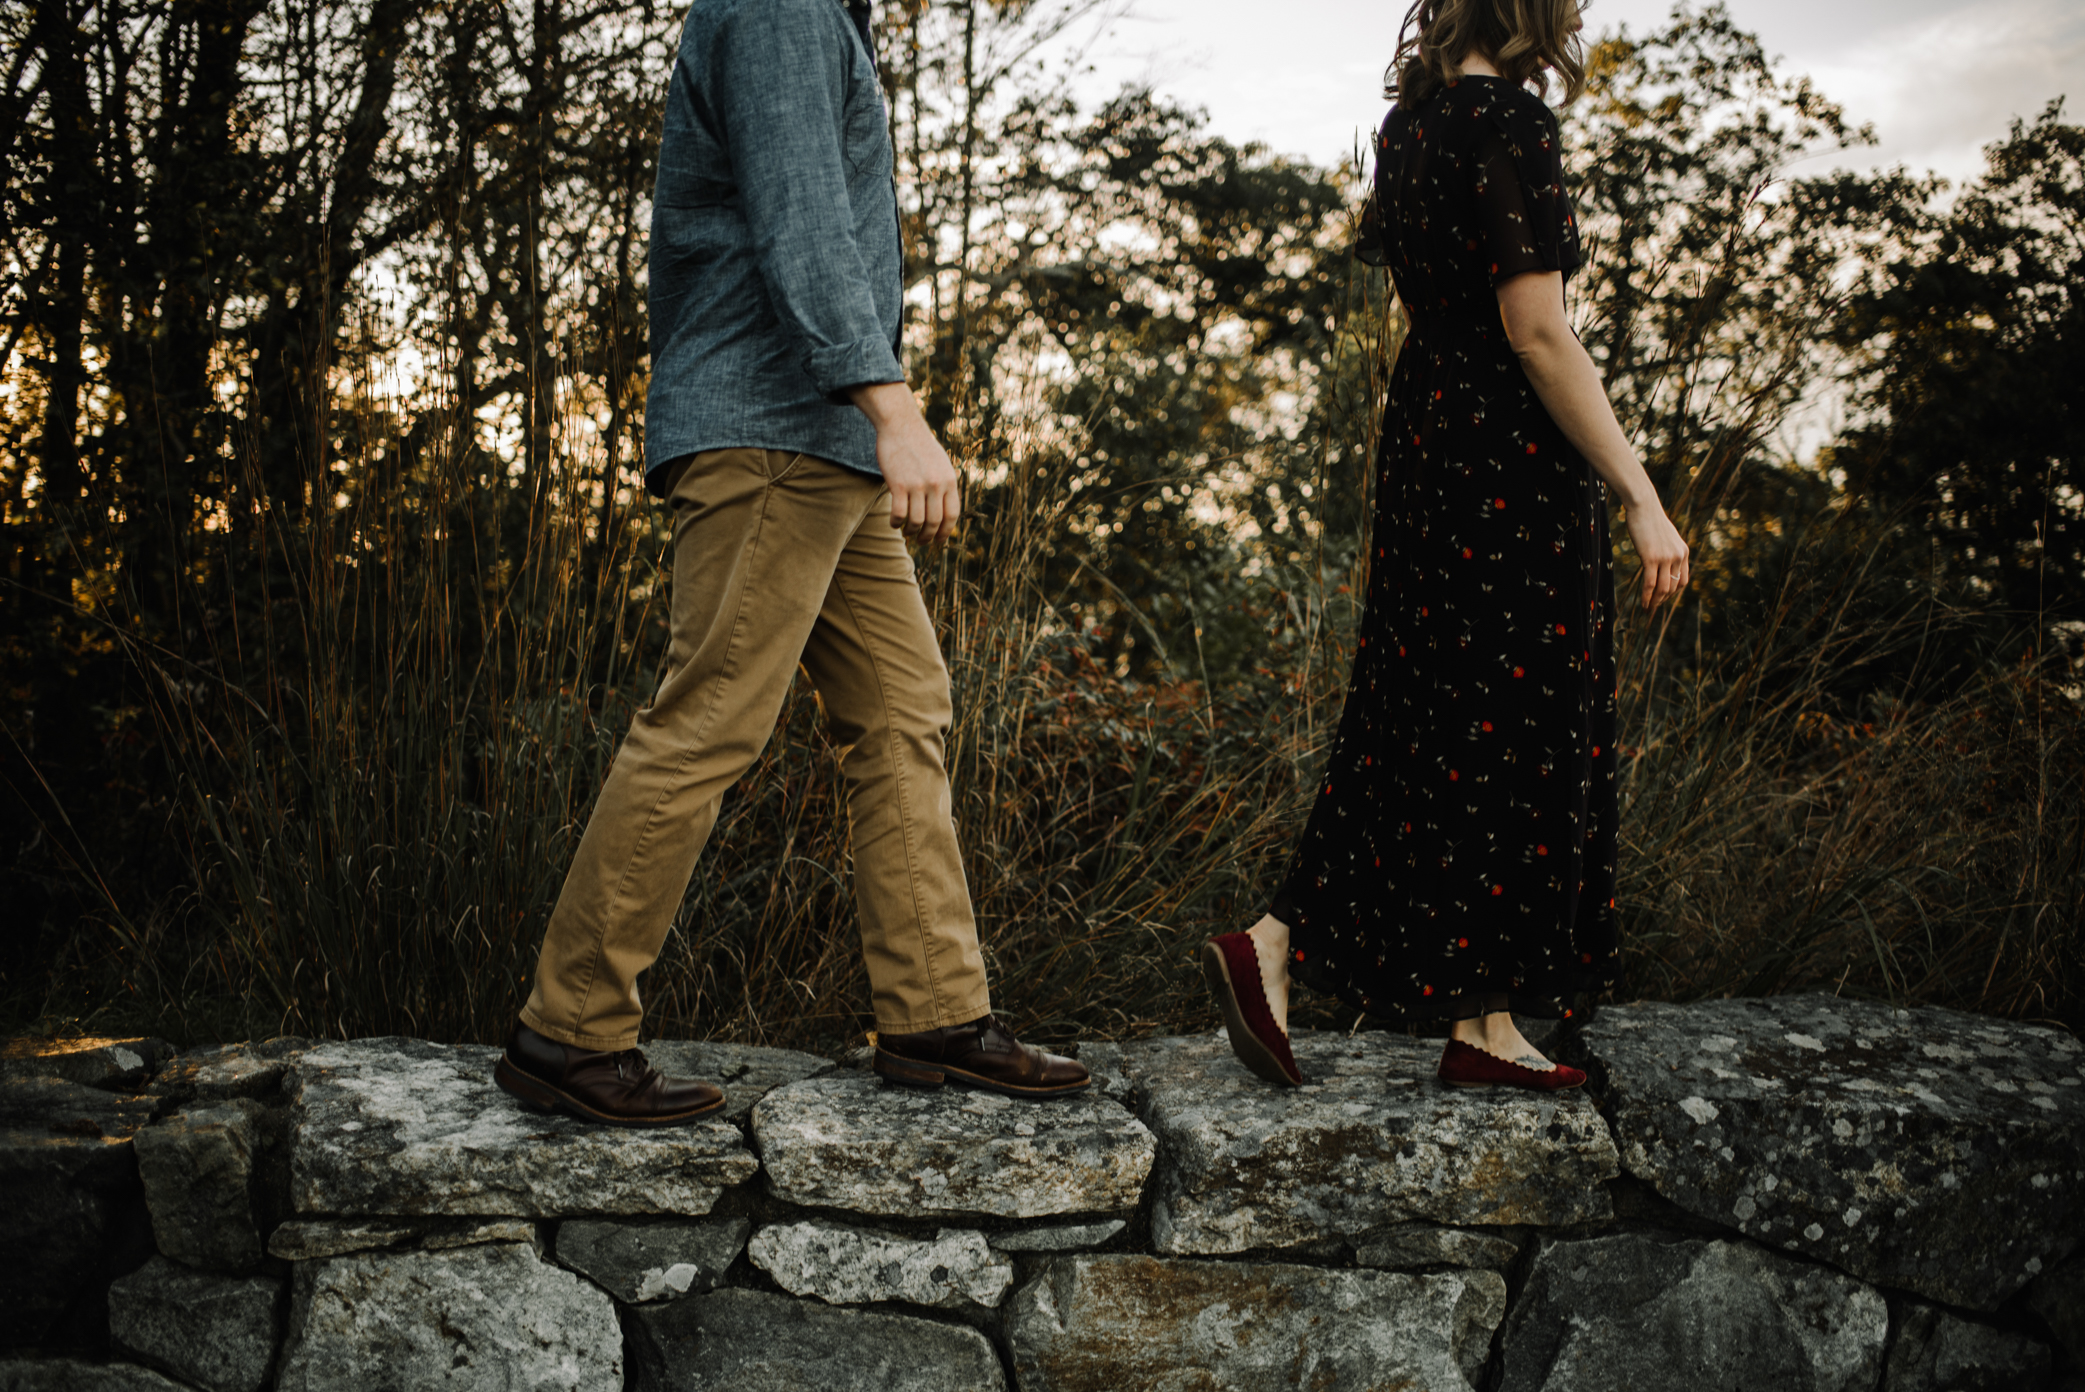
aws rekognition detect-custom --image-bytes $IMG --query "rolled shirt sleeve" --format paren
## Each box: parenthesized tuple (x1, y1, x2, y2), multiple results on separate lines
(707, 0, 904, 401)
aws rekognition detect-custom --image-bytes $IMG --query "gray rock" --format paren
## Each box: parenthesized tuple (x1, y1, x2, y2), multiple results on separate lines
(989, 1220, 1127, 1252)
(1354, 1221, 1523, 1272)
(107, 1256, 283, 1392)
(0, 1078, 155, 1345)
(0, 1037, 173, 1091)
(134, 1099, 267, 1271)
(1495, 1231, 1888, 1392)
(267, 1218, 423, 1261)
(153, 1039, 307, 1105)
(0, 1074, 159, 1133)
(1074, 1042, 1133, 1104)
(0, 1360, 191, 1391)
(1583, 995, 2085, 1310)
(625, 1287, 1005, 1392)
(287, 1038, 756, 1217)
(1004, 1253, 1506, 1391)
(752, 1072, 1153, 1221)
(422, 1218, 539, 1250)
(749, 1218, 1015, 1309)
(641, 1040, 833, 1123)
(276, 1240, 620, 1392)
(555, 1217, 750, 1303)
(2027, 1256, 2085, 1365)
(1884, 1301, 2053, 1392)
(1122, 1031, 1617, 1255)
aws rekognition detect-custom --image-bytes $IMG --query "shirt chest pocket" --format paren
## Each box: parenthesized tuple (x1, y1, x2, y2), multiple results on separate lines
(840, 60, 892, 178)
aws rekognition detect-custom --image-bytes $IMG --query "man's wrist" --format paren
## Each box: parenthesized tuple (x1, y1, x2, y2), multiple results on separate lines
(846, 379, 915, 429)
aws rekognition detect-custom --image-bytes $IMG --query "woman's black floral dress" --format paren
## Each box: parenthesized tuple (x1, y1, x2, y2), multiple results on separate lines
(1271, 75, 1619, 1023)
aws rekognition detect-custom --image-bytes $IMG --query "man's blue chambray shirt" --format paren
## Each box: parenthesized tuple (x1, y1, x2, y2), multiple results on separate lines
(644, 0, 903, 493)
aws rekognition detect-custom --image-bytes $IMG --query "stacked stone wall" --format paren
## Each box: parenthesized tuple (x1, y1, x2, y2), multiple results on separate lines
(2, 994, 2080, 1391)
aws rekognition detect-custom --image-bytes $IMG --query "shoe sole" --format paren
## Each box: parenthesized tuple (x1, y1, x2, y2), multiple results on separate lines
(493, 1055, 726, 1128)
(872, 1051, 1091, 1098)
(1202, 940, 1303, 1087)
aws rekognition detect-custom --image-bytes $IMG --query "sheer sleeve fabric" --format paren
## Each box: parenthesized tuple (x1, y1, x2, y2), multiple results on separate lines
(1472, 97, 1582, 286)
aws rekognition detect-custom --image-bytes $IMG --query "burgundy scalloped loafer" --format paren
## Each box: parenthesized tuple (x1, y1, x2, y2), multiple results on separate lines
(1203, 933, 1304, 1087)
(493, 1022, 725, 1126)
(874, 1014, 1090, 1097)
(1437, 1038, 1586, 1091)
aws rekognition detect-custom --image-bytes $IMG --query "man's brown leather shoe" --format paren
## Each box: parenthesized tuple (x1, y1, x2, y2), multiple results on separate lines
(493, 1022, 724, 1127)
(874, 1014, 1090, 1097)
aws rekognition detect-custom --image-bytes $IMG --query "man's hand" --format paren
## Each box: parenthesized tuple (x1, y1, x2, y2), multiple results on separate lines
(848, 381, 960, 548)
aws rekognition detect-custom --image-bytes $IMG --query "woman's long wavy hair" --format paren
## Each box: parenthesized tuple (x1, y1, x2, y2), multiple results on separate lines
(1386, 0, 1587, 109)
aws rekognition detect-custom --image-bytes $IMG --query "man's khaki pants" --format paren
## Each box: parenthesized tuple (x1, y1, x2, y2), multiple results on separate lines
(521, 448, 993, 1051)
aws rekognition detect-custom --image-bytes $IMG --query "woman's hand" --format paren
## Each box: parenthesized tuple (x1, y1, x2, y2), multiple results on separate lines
(1624, 502, 1689, 612)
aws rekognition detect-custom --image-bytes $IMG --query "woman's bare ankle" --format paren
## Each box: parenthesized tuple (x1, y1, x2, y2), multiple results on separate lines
(1451, 1011, 1554, 1071)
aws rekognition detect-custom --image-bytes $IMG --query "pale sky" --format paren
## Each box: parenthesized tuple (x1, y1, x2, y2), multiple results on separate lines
(1066, 0, 2083, 186)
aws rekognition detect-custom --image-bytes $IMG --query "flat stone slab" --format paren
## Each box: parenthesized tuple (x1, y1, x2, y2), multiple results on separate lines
(1354, 1221, 1524, 1272)
(422, 1218, 538, 1250)
(752, 1073, 1154, 1221)
(1495, 1231, 1888, 1392)
(154, 1040, 307, 1105)
(0, 1360, 191, 1391)
(1005, 1253, 1505, 1391)
(626, 1287, 1006, 1392)
(1, 1037, 173, 1092)
(265, 1216, 538, 1259)
(555, 1217, 749, 1303)
(749, 1218, 1014, 1309)
(277, 1241, 620, 1392)
(642, 1041, 832, 1123)
(108, 1257, 283, 1392)
(287, 1039, 756, 1217)
(1583, 995, 2085, 1309)
(1123, 1031, 1618, 1255)
(0, 1074, 159, 1137)
(1883, 1299, 2051, 1392)
(989, 1219, 1127, 1253)
(267, 1219, 422, 1261)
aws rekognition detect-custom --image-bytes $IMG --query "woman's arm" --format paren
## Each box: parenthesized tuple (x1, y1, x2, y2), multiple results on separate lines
(1497, 269, 1689, 611)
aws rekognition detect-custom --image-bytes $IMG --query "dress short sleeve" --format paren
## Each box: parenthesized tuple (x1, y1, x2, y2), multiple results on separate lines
(1353, 106, 1410, 269)
(1472, 98, 1582, 285)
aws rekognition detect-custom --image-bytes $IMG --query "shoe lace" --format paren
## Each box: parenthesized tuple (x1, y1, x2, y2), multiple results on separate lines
(611, 1047, 652, 1084)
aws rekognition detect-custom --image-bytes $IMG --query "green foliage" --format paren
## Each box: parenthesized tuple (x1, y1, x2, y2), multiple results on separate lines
(1827, 100, 2084, 623)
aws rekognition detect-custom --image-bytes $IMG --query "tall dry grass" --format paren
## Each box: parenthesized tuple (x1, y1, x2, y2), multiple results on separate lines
(100, 282, 2082, 1054)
